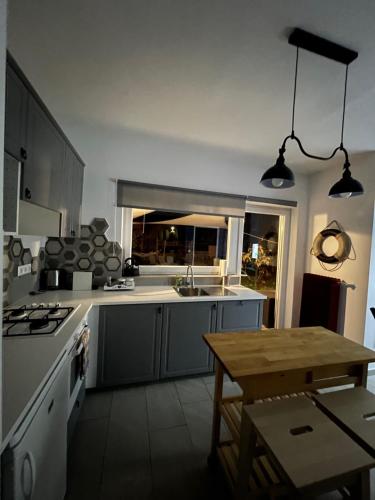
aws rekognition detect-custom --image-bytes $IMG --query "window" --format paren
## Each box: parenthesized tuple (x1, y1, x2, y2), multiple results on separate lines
(131, 209, 228, 266)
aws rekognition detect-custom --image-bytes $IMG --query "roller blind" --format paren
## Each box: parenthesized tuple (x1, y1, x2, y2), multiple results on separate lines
(117, 180, 246, 218)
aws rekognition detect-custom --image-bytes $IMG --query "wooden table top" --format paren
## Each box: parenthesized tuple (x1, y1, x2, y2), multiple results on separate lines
(203, 327, 375, 380)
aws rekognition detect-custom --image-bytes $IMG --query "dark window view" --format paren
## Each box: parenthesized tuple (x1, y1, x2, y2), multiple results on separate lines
(241, 212, 279, 327)
(132, 210, 228, 266)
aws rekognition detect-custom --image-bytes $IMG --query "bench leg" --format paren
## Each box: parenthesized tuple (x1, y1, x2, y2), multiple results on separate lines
(358, 470, 371, 500)
(234, 409, 257, 500)
(348, 470, 370, 499)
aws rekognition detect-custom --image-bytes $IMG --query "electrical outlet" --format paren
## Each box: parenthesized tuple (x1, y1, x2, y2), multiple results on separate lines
(17, 264, 32, 277)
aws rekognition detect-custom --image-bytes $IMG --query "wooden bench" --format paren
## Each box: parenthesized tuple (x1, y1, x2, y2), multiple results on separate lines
(313, 387, 375, 458)
(236, 396, 374, 499)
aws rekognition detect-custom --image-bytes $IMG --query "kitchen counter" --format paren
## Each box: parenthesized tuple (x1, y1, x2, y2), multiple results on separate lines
(2, 285, 265, 450)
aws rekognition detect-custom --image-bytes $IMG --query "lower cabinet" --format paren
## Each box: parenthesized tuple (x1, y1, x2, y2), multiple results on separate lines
(160, 302, 217, 378)
(216, 300, 263, 332)
(98, 304, 162, 387)
(97, 299, 264, 387)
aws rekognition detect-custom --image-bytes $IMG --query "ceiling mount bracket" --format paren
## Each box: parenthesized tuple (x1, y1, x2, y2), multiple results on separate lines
(288, 28, 358, 65)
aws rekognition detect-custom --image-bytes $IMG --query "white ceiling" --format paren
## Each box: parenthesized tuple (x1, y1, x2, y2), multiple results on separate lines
(7, 0, 375, 173)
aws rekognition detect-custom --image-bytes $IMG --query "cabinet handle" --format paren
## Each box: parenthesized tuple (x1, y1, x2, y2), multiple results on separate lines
(212, 304, 217, 310)
(25, 187, 32, 200)
(157, 306, 162, 314)
(71, 229, 76, 237)
(20, 147, 27, 160)
(48, 399, 54, 413)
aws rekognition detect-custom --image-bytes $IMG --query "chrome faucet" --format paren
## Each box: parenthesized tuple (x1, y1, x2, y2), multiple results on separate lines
(186, 265, 195, 288)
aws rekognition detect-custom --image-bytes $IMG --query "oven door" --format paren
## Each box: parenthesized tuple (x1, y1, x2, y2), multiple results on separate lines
(68, 327, 90, 416)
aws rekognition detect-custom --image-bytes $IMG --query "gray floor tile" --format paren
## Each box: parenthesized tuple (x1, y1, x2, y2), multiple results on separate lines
(100, 463, 153, 500)
(206, 380, 243, 399)
(150, 425, 200, 500)
(175, 377, 211, 404)
(79, 389, 113, 421)
(146, 382, 186, 430)
(202, 373, 230, 385)
(104, 386, 149, 465)
(66, 417, 108, 500)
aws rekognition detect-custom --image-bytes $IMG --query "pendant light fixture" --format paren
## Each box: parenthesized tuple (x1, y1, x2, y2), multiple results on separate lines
(260, 28, 364, 198)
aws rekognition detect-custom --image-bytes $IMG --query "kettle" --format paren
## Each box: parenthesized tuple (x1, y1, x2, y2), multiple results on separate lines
(123, 257, 140, 277)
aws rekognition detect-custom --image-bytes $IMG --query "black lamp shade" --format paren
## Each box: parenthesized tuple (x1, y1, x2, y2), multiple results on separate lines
(260, 154, 295, 189)
(328, 167, 364, 198)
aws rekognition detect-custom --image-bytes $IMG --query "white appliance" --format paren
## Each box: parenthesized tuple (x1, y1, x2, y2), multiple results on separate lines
(103, 277, 135, 291)
(2, 354, 69, 500)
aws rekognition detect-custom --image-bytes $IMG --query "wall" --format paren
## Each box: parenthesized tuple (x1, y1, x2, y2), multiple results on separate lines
(0, 0, 7, 450)
(306, 152, 375, 345)
(62, 120, 310, 326)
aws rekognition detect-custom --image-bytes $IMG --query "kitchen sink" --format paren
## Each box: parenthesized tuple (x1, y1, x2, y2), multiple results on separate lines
(173, 286, 237, 297)
(174, 287, 210, 297)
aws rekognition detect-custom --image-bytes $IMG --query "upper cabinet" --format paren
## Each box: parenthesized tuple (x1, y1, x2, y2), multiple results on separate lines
(24, 94, 66, 209)
(3, 54, 85, 237)
(4, 64, 28, 161)
(62, 147, 84, 238)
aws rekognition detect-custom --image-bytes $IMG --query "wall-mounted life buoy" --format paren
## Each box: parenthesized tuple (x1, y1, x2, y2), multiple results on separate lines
(310, 220, 355, 271)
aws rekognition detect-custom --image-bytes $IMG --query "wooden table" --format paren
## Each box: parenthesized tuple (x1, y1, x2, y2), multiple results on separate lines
(203, 326, 375, 497)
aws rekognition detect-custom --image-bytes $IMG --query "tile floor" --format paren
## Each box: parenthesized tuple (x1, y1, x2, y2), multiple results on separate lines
(66, 375, 375, 500)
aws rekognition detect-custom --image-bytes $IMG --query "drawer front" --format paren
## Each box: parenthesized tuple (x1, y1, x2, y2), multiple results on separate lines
(217, 300, 263, 332)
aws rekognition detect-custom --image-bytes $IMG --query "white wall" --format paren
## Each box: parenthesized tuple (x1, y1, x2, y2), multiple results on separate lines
(306, 152, 375, 345)
(62, 120, 310, 326)
(0, 0, 8, 448)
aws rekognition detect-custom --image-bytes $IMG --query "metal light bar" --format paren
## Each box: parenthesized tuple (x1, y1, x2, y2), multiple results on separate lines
(288, 28, 358, 65)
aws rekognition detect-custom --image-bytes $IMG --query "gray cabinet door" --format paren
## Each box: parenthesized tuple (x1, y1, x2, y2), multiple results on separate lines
(98, 304, 162, 387)
(61, 146, 84, 237)
(4, 64, 28, 160)
(216, 300, 263, 332)
(161, 302, 217, 378)
(23, 94, 65, 209)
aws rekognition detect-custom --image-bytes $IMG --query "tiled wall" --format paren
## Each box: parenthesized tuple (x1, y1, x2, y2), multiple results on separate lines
(44, 217, 122, 286)
(3, 217, 123, 306)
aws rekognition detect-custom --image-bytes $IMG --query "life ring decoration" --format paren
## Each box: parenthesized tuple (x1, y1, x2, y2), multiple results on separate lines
(310, 220, 356, 271)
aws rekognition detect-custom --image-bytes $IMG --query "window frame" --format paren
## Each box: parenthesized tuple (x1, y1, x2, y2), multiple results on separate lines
(122, 208, 240, 275)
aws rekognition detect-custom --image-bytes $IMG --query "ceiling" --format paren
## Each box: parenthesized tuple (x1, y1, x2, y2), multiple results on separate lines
(7, 0, 375, 173)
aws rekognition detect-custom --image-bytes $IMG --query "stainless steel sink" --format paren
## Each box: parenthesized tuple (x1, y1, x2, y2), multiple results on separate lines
(173, 287, 210, 297)
(203, 286, 237, 297)
(173, 286, 237, 297)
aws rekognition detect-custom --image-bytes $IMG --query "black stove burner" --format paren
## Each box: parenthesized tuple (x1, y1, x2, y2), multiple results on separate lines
(10, 308, 27, 318)
(30, 317, 50, 330)
(2, 305, 75, 337)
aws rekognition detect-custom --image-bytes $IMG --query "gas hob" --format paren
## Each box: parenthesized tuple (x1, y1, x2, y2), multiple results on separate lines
(3, 303, 76, 337)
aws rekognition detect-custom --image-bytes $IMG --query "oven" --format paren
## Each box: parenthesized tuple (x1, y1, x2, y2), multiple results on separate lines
(67, 323, 90, 442)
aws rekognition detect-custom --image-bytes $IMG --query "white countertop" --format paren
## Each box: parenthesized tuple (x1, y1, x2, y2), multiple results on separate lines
(2, 285, 265, 450)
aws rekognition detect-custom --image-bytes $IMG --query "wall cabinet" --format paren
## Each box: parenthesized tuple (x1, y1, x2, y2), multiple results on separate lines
(24, 94, 66, 209)
(98, 304, 163, 387)
(4, 64, 28, 161)
(97, 299, 263, 387)
(161, 302, 216, 378)
(61, 146, 84, 237)
(3, 55, 85, 236)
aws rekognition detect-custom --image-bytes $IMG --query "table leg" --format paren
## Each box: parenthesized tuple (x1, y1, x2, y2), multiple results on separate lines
(208, 361, 224, 462)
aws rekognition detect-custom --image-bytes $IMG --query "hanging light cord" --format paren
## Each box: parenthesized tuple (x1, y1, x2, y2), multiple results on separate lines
(340, 65, 349, 148)
(291, 47, 299, 136)
(280, 45, 350, 167)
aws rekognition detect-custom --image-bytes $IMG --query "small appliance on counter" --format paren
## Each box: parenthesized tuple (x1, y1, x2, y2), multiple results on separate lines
(104, 277, 135, 291)
(123, 257, 140, 277)
(40, 269, 67, 290)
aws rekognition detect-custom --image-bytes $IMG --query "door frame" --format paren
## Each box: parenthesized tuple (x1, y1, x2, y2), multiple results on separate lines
(241, 201, 292, 328)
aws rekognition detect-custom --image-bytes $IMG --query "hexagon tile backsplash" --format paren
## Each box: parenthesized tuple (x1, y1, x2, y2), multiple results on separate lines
(3, 218, 123, 305)
(44, 218, 122, 286)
